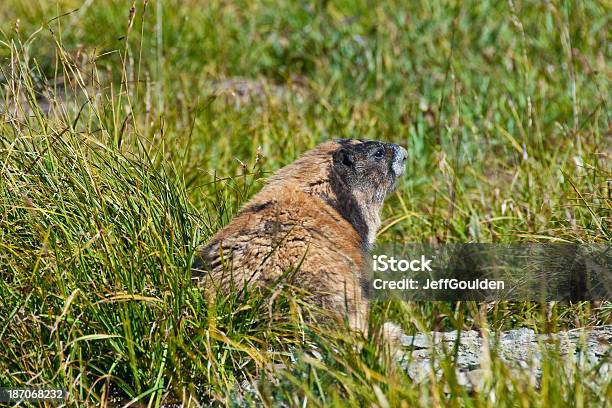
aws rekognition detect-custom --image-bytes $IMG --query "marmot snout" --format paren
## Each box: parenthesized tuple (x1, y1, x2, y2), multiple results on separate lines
(194, 139, 407, 331)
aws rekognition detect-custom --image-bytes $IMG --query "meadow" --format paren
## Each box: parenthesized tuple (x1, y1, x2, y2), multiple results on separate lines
(0, 0, 610, 406)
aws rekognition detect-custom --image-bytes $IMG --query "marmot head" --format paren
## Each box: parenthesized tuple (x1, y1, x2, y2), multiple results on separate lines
(326, 139, 407, 247)
(331, 139, 407, 204)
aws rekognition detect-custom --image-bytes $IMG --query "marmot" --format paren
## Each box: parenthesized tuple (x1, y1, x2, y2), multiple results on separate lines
(194, 139, 407, 332)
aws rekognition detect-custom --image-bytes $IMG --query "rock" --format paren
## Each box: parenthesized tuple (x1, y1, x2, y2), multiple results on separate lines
(398, 325, 612, 391)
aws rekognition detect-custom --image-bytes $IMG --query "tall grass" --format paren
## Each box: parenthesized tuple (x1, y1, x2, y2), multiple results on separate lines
(0, 0, 610, 406)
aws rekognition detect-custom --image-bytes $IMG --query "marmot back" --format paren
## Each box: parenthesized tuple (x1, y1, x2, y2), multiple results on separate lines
(194, 139, 407, 331)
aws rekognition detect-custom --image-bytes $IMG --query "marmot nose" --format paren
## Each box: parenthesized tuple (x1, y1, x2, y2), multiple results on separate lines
(392, 144, 408, 176)
(395, 145, 407, 162)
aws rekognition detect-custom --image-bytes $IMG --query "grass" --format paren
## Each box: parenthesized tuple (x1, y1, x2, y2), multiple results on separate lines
(0, 0, 610, 406)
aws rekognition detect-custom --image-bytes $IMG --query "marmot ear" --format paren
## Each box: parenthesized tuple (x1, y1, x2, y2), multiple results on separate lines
(333, 148, 355, 168)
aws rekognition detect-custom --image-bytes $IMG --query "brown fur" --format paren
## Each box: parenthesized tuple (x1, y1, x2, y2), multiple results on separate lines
(194, 139, 407, 332)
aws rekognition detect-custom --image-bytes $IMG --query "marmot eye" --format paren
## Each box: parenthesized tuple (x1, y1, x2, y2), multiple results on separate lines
(373, 149, 385, 160)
